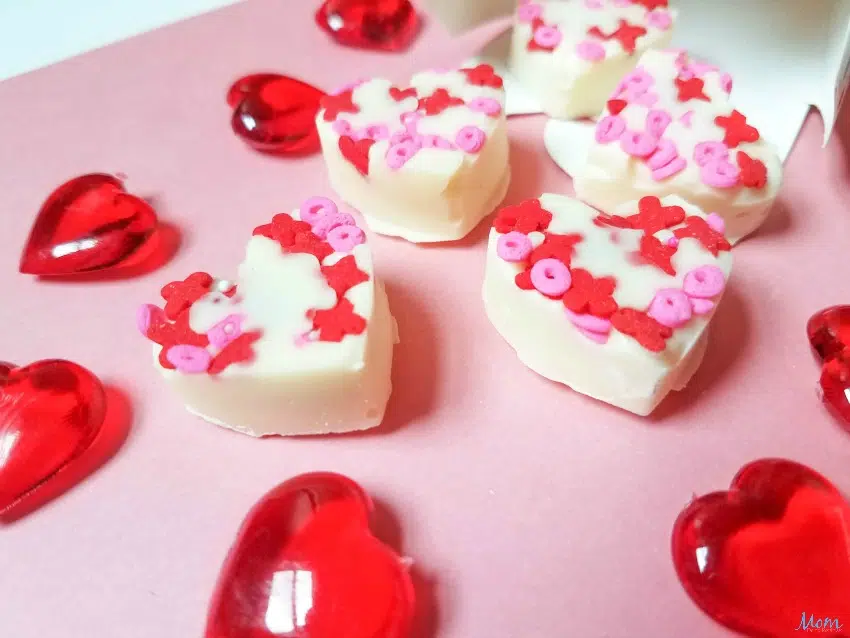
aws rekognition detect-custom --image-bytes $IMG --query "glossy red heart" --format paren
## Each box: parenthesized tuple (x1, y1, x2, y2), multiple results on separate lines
(19, 174, 158, 276)
(205, 472, 415, 638)
(0, 360, 107, 513)
(807, 305, 850, 362)
(672, 458, 850, 638)
(315, 0, 420, 52)
(227, 74, 326, 155)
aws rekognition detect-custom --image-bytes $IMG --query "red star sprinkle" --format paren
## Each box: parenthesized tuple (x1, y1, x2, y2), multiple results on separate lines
(161, 272, 214, 319)
(715, 110, 760, 148)
(529, 233, 584, 266)
(611, 308, 672, 352)
(208, 330, 262, 375)
(562, 268, 619, 318)
(389, 86, 417, 101)
(607, 99, 628, 115)
(460, 64, 504, 89)
(309, 298, 367, 342)
(253, 213, 313, 247)
(636, 234, 677, 276)
(494, 199, 553, 234)
(338, 135, 375, 176)
(673, 216, 731, 256)
(320, 90, 359, 122)
(146, 312, 210, 369)
(288, 230, 334, 262)
(631, 0, 668, 8)
(417, 88, 465, 116)
(587, 20, 647, 55)
(321, 255, 370, 298)
(737, 151, 768, 188)
(674, 76, 710, 103)
(627, 196, 686, 234)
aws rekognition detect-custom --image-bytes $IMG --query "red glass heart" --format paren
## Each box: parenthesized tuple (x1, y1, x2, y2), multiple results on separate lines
(315, 0, 420, 52)
(819, 352, 850, 433)
(807, 305, 850, 362)
(228, 74, 326, 155)
(672, 458, 850, 637)
(19, 174, 158, 276)
(205, 472, 415, 638)
(0, 360, 107, 513)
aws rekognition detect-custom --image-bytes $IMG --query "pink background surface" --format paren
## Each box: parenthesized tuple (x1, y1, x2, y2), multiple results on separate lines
(2, 1, 849, 636)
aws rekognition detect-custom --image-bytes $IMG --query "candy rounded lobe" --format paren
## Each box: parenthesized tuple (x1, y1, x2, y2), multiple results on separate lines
(530, 258, 572, 297)
(497, 231, 533, 262)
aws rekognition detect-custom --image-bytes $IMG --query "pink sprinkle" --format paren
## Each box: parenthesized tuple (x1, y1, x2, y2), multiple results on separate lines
(497, 231, 533, 262)
(595, 115, 626, 144)
(705, 213, 726, 234)
(646, 9, 672, 30)
(364, 124, 390, 141)
(647, 139, 678, 170)
(693, 141, 730, 167)
(311, 212, 356, 239)
(565, 308, 612, 334)
(719, 72, 733, 94)
(332, 119, 352, 135)
(420, 134, 455, 149)
(166, 345, 212, 374)
(294, 332, 314, 347)
(700, 159, 740, 188)
(584, 0, 604, 8)
(651, 156, 687, 181)
(389, 131, 416, 146)
(455, 125, 487, 153)
(137, 304, 163, 337)
(618, 68, 654, 93)
(647, 289, 693, 328)
(646, 109, 672, 137)
(620, 130, 659, 158)
(300, 196, 338, 225)
(208, 314, 246, 350)
(533, 25, 562, 49)
(530, 258, 572, 297)
(680, 110, 694, 128)
(400, 111, 422, 131)
(666, 236, 679, 248)
(683, 265, 726, 299)
(386, 139, 422, 169)
(612, 0, 631, 6)
(690, 298, 715, 315)
(678, 69, 695, 81)
(468, 97, 503, 116)
(327, 225, 366, 253)
(517, 2, 543, 22)
(577, 327, 610, 344)
(576, 40, 606, 62)
(633, 92, 659, 108)
(686, 61, 718, 78)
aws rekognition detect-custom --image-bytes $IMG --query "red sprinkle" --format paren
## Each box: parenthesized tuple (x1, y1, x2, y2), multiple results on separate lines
(389, 86, 417, 101)
(674, 76, 710, 103)
(631, 0, 668, 8)
(637, 234, 677, 276)
(715, 110, 760, 148)
(562, 268, 619, 318)
(321, 255, 370, 298)
(494, 199, 553, 234)
(629, 196, 686, 234)
(529, 233, 584, 266)
(320, 90, 359, 122)
(147, 312, 210, 369)
(289, 230, 334, 262)
(208, 331, 262, 375)
(587, 20, 647, 55)
(309, 298, 367, 342)
(607, 99, 628, 115)
(737, 151, 768, 188)
(417, 88, 465, 115)
(674, 216, 731, 256)
(461, 64, 504, 89)
(338, 135, 375, 176)
(611, 308, 672, 352)
(161, 272, 214, 320)
(253, 213, 313, 247)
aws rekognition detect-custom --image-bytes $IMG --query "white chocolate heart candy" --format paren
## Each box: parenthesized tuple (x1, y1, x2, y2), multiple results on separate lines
(316, 65, 510, 243)
(508, 0, 675, 119)
(573, 49, 782, 244)
(482, 193, 732, 416)
(137, 197, 396, 437)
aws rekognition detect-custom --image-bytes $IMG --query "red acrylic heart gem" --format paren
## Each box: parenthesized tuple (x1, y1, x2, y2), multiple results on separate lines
(672, 458, 850, 637)
(0, 360, 107, 513)
(19, 174, 158, 276)
(205, 472, 415, 638)
(228, 74, 326, 156)
(819, 352, 850, 432)
(315, 0, 420, 52)
(807, 305, 850, 362)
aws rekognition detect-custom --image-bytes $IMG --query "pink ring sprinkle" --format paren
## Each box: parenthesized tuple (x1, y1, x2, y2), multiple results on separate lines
(517, 2, 543, 22)
(646, 109, 672, 138)
(620, 130, 659, 158)
(208, 314, 245, 350)
(646, 9, 672, 30)
(701, 159, 740, 189)
(421, 134, 455, 149)
(595, 115, 626, 144)
(327, 225, 366, 253)
(683, 266, 725, 299)
(364, 124, 390, 140)
(332, 120, 352, 135)
(455, 126, 486, 153)
(311, 212, 356, 239)
(300, 196, 338, 225)
(533, 25, 562, 49)
(693, 141, 730, 167)
(530, 258, 572, 297)
(497, 231, 533, 262)
(386, 139, 422, 170)
(705, 213, 726, 234)
(720, 72, 734, 94)
(166, 345, 212, 374)
(647, 289, 693, 328)
(468, 97, 502, 116)
(576, 40, 606, 62)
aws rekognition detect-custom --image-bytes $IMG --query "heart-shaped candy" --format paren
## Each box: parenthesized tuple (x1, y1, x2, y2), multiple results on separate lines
(316, 64, 510, 242)
(483, 193, 732, 415)
(508, 0, 675, 118)
(672, 458, 850, 637)
(205, 472, 415, 638)
(573, 50, 782, 244)
(137, 196, 395, 436)
(315, 0, 420, 52)
(807, 306, 850, 432)
(227, 74, 326, 155)
(19, 174, 159, 276)
(0, 359, 106, 513)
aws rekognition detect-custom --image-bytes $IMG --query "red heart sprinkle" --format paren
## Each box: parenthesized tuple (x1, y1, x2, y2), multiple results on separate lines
(607, 99, 628, 115)
(315, 0, 420, 52)
(808, 305, 850, 362)
(339, 136, 375, 176)
(205, 473, 415, 638)
(0, 360, 107, 513)
(672, 458, 850, 637)
(19, 174, 158, 276)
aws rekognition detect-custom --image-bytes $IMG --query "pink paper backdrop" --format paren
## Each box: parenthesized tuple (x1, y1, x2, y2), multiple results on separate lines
(1, 1, 849, 636)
